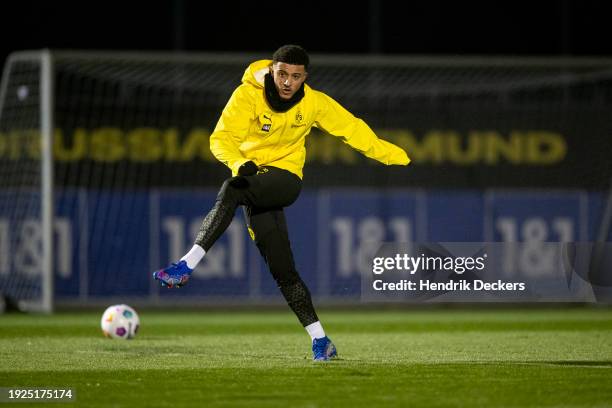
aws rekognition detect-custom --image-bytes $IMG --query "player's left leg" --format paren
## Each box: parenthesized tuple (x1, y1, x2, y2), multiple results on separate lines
(246, 206, 337, 361)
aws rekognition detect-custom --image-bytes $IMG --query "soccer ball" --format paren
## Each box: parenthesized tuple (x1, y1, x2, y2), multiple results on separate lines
(100, 304, 140, 340)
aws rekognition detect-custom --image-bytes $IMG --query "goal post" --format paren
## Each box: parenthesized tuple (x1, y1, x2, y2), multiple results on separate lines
(40, 50, 54, 313)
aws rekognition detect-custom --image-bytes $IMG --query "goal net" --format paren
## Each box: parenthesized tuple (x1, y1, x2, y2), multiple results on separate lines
(1, 51, 611, 310)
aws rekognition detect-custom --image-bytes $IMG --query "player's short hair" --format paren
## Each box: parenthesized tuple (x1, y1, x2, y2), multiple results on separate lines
(272, 45, 310, 70)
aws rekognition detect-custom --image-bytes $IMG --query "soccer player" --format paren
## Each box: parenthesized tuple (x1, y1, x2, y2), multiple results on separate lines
(153, 45, 410, 360)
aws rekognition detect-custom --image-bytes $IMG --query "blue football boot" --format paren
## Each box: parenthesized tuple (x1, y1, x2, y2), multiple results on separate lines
(312, 336, 338, 361)
(153, 260, 193, 288)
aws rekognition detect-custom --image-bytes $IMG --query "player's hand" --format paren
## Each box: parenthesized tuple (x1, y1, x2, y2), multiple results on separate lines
(238, 161, 258, 176)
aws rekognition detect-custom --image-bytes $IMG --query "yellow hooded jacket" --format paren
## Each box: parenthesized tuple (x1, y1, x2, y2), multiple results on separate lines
(210, 60, 410, 178)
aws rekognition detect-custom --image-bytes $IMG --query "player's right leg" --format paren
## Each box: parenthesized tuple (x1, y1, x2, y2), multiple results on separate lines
(153, 175, 254, 287)
(153, 167, 301, 288)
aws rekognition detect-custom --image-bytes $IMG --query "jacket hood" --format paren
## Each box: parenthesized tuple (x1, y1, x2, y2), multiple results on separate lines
(241, 59, 272, 88)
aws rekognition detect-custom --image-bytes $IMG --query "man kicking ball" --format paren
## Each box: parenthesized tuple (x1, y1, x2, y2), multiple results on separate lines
(153, 45, 410, 361)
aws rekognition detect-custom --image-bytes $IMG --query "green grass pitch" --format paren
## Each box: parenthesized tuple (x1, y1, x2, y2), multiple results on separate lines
(1, 308, 611, 407)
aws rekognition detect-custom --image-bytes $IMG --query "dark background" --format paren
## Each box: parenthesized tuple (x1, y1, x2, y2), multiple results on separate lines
(2, 0, 612, 69)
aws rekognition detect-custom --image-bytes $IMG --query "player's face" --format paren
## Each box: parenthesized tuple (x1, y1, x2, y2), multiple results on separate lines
(271, 62, 307, 100)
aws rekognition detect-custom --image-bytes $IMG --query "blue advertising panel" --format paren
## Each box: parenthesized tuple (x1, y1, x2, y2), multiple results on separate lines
(488, 191, 584, 242)
(0, 190, 43, 301)
(487, 191, 585, 281)
(37, 188, 607, 302)
(324, 190, 421, 297)
(426, 191, 484, 241)
(54, 190, 81, 298)
(86, 191, 151, 297)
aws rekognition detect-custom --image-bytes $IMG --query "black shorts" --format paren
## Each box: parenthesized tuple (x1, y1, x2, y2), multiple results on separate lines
(239, 166, 302, 243)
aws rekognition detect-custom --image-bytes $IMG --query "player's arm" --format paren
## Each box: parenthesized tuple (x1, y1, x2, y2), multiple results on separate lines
(313, 92, 410, 166)
(210, 85, 255, 174)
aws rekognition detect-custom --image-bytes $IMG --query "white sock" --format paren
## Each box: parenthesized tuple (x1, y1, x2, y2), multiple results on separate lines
(180, 245, 206, 269)
(305, 321, 326, 340)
